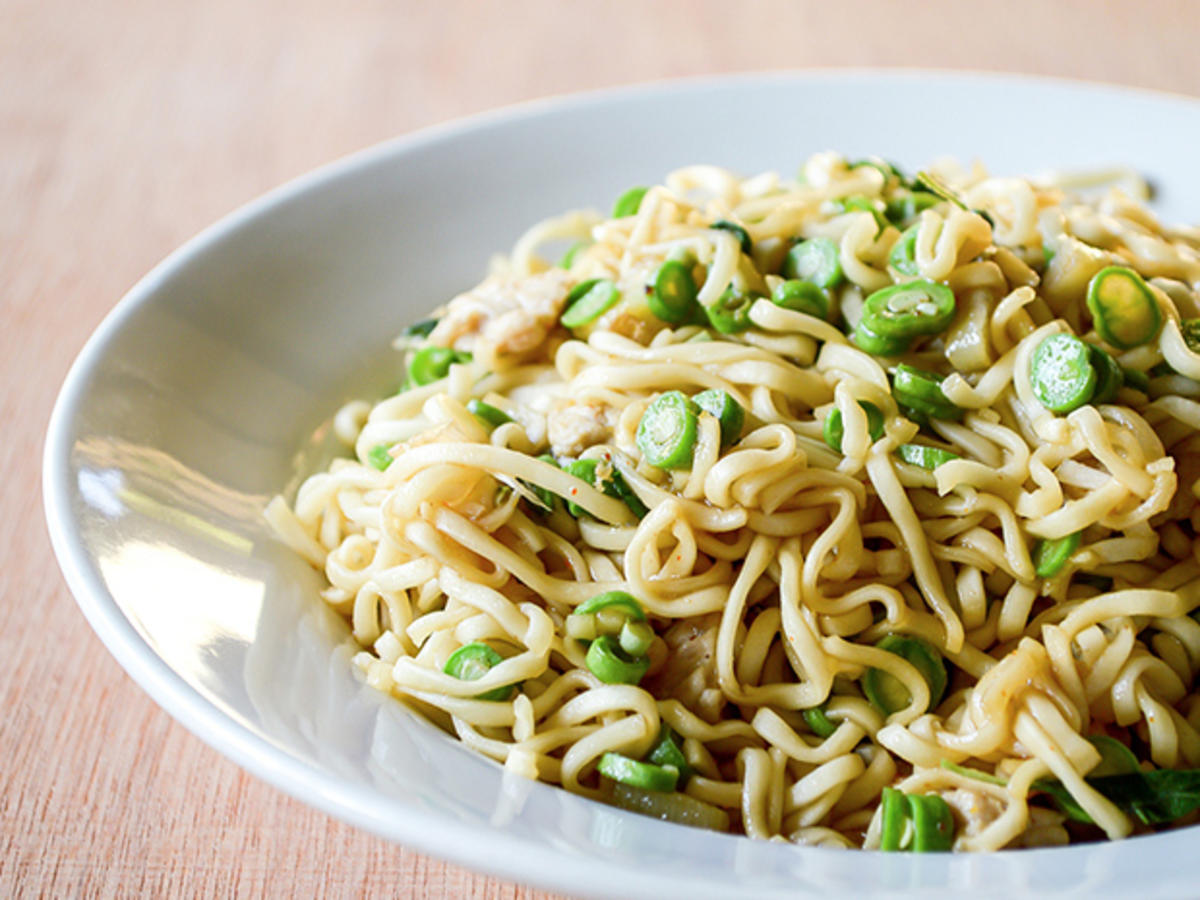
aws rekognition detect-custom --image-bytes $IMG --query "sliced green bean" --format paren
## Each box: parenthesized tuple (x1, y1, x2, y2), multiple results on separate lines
(1182, 319, 1200, 354)
(703, 285, 758, 334)
(908, 794, 956, 851)
(647, 726, 693, 783)
(562, 458, 646, 519)
(711, 219, 752, 254)
(891, 365, 963, 421)
(824, 400, 885, 452)
(408, 346, 472, 386)
(1086, 265, 1161, 349)
(879, 787, 911, 851)
(782, 237, 843, 288)
(802, 705, 838, 739)
(896, 443, 960, 470)
(692, 389, 745, 449)
(401, 318, 439, 338)
(366, 443, 394, 471)
(466, 398, 514, 430)
(597, 752, 679, 792)
(559, 240, 588, 269)
(889, 224, 920, 276)
(1030, 334, 1097, 413)
(852, 318, 910, 356)
(862, 280, 956, 341)
(648, 259, 699, 324)
(862, 634, 947, 715)
(443, 642, 514, 702)
(1122, 367, 1150, 393)
(586, 635, 650, 684)
(613, 186, 648, 218)
(1088, 345, 1125, 404)
(637, 392, 700, 468)
(770, 279, 829, 319)
(1032, 532, 1081, 578)
(884, 190, 939, 225)
(561, 278, 621, 328)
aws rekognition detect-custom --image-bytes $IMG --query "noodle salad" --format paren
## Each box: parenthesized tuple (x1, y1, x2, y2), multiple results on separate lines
(268, 153, 1200, 852)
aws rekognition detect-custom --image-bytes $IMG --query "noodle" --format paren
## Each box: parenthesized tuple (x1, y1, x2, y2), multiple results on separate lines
(268, 152, 1200, 851)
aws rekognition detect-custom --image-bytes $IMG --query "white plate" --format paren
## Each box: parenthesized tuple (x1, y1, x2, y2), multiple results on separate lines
(43, 72, 1200, 899)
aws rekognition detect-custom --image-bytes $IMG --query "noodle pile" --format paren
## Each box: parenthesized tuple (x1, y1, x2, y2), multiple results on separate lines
(268, 153, 1200, 851)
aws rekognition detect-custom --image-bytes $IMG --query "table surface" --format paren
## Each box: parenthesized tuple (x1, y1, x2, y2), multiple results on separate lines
(8, 0, 1200, 895)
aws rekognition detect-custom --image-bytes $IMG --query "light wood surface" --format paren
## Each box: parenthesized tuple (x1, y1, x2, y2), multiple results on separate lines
(7, 1, 1200, 896)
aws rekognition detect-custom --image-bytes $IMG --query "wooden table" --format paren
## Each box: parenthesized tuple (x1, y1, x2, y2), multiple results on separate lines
(7, 0, 1200, 894)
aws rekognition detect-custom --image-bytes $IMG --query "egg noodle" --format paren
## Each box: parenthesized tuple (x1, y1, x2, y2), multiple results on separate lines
(268, 153, 1200, 851)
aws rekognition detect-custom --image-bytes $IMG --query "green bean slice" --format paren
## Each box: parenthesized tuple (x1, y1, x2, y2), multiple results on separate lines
(896, 443, 960, 470)
(637, 392, 700, 468)
(703, 285, 758, 334)
(366, 444, 394, 471)
(891, 365, 963, 421)
(1086, 265, 1162, 349)
(606, 781, 730, 831)
(884, 190, 939, 225)
(889, 224, 920, 276)
(862, 280, 956, 339)
(802, 706, 838, 739)
(466, 398, 513, 430)
(559, 240, 588, 269)
(597, 752, 679, 792)
(562, 458, 646, 519)
(443, 643, 514, 702)
(647, 726, 693, 783)
(648, 259, 699, 324)
(613, 186, 648, 218)
(401, 317, 439, 338)
(692, 389, 745, 449)
(1032, 532, 1081, 578)
(1030, 334, 1097, 413)
(908, 794, 956, 851)
(770, 279, 830, 319)
(586, 635, 650, 685)
(782, 237, 843, 288)
(862, 634, 948, 716)
(1122, 367, 1150, 393)
(408, 346, 472, 386)
(824, 400, 885, 452)
(561, 278, 621, 328)
(852, 318, 910, 356)
(879, 787, 911, 851)
(1182, 319, 1200, 354)
(1088, 345, 1125, 404)
(711, 219, 752, 254)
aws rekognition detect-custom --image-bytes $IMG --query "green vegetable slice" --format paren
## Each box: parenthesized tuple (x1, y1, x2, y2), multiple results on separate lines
(1030, 334, 1097, 413)
(1088, 345, 1125, 404)
(852, 318, 910, 356)
(606, 781, 730, 831)
(861, 280, 956, 340)
(907, 794, 956, 851)
(879, 787, 912, 851)
(802, 705, 838, 739)
(1085, 265, 1162, 349)
(648, 259, 699, 324)
(782, 237, 843, 288)
(466, 398, 513, 430)
(692, 389, 745, 449)
(586, 634, 651, 685)
(896, 443, 960, 470)
(575, 590, 647, 621)
(889, 224, 920, 276)
(401, 318, 439, 338)
(647, 726, 693, 784)
(884, 191, 939, 225)
(824, 400, 885, 452)
(637, 392, 700, 469)
(613, 186, 648, 218)
(703, 285, 758, 334)
(597, 752, 679, 792)
(1122, 367, 1150, 393)
(366, 444, 394, 471)
(1032, 532, 1081, 578)
(561, 278, 621, 328)
(862, 634, 947, 715)
(443, 642, 514, 702)
(711, 219, 752, 254)
(561, 458, 647, 519)
(1182, 319, 1200, 354)
(770, 279, 830, 319)
(559, 240, 587, 269)
(408, 346, 472, 386)
(891, 365, 963, 421)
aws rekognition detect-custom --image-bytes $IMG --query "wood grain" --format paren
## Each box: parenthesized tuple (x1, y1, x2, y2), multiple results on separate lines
(5, 0, 1200, 895)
